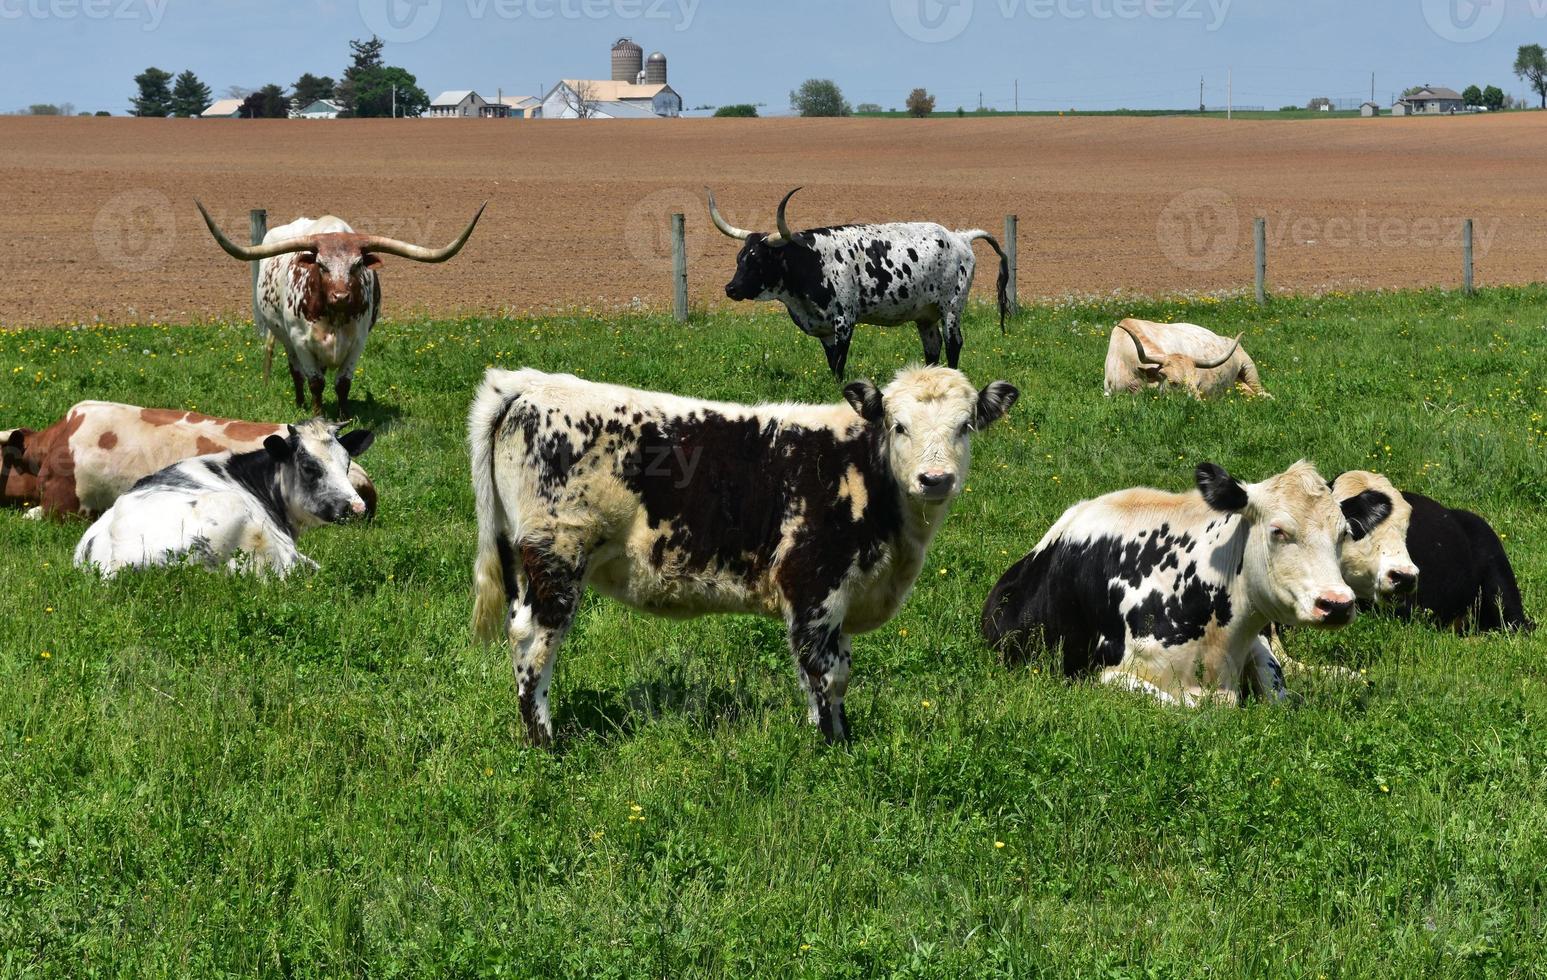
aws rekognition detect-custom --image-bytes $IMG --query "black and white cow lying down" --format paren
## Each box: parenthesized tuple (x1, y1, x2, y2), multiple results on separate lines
(708, 187, 1010, 379)
(981, 461, 1396, 706)
(1389, 490, 1532, 633)
(470, 365, 1019, 746)
(75, 420, 374, 579)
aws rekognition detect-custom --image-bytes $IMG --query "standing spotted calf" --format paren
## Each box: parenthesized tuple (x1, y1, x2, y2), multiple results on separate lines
(75, 421, 373, 579)
(469, 366, 1019, 745)
(982, 461, 1394, 705)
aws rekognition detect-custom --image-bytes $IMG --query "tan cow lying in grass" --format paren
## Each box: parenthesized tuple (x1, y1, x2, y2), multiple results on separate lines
(1104, 318, 1269, 400)
(3, 401, 376, 520)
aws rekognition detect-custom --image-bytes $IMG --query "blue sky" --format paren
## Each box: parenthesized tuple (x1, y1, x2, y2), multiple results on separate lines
(1, 0, 1543, 113)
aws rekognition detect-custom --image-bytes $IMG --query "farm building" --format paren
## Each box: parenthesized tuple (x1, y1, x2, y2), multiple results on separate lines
(1398, 86, 1466, 114)
(499, 95, 542, 119)
(429, 91, 502, 118)
(295, 99, 342, 120)
(200, 98, 243, 119)
(539, 38, 682, 119)
(1361, 101, 1380, 117)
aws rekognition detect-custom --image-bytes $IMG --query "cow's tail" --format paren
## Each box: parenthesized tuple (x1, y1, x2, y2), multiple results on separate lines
(469, 369, 520, 646)
(262, 332, 276, 385)
(962, 230, 1011, 335)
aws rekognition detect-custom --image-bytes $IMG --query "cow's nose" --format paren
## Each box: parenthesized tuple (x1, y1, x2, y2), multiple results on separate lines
(1387, 569, 1418, 594)
(917, 472, 955, 496)
(1314, 593, 1357, 625)
(350, 499, 367, 515)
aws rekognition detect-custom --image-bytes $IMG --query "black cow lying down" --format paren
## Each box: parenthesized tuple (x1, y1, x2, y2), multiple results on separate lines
(469, 365, 1019, 746)
(1396, 491, 1532, 634)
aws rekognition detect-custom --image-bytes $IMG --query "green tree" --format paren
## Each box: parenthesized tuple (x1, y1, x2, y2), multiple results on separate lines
(1515, 44, 1547, 108)
(292, 73, 336, 109)
(789, 79, 851, 118)
(28, 104, 61, 115)
(130, 67, 174, 117)
(1483, 85, 1506, 111)
(905, 88, 936, 117)
(351, 65, 428, 118)
(336, 36, 385, 116)
(238, 84, 291, 119)
(170, 70, 213, 117)
(1462, 84, 1483, 107)
(713, 104, 758, 117)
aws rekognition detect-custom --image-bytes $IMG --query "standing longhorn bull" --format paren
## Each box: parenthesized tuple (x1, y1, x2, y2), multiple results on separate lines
(708, 187, 1009, 380)
(1104, 318, 1269, 400)
(197, 202, 485, 416)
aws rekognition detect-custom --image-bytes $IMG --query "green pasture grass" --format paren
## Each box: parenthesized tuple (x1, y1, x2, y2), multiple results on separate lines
(2, 288, 1545, 977)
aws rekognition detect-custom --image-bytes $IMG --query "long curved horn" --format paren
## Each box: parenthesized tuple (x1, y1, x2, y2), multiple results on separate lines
(196, 201, 318, 261)
(1193, 333, 1244, 370)
(1116, 322, 1161, 365)
(767, 186, 802, 247)
(706, 187, 754, 241)
(359, 203, 487, 263)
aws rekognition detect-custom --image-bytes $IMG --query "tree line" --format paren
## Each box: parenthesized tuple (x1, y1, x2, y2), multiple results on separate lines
(128, 37, 430, 119)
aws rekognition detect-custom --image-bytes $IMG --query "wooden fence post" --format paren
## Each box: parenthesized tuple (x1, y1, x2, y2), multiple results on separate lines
(1463, 219, 1475, 296)
(1003, 214, 1019, 319)
(671, 212, 688, 322)
(1254, 217, 1267, 305)
(249, 209, 267, 328)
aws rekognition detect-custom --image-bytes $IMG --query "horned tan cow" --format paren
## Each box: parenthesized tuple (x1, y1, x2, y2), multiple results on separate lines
(2, 402, 375, 520)
(75, 421, 374, 579)
(981, 461, 1394, 706)
(708, 187, 1010, 379)
(469, 366, 1019, 746)
(197, 201, 485, 416)
(1105, 319, 1269, 399)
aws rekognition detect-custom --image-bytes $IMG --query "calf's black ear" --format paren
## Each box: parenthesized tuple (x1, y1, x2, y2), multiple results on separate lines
(843, 381, 883, 424)
(1196, 462, 1249, 512)
(263, 434, 295, 462)
(1341, 489, 1392, 542)
(976, 382, 1020, 429)
(338, 429, 375, 458)
(2, 428, 31, 460)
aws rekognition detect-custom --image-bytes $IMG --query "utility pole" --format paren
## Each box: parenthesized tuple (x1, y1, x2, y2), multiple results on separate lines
(1014, 79, 1019, 114)
(1227, 68, 1232, 119)
(1371, 71, 1375, 103)
(392, 84, 397, 118)
(1200, 75, 1205, 112)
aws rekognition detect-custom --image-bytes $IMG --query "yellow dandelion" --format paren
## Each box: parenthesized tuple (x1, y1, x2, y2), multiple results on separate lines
(994, 840, 1006, 849)
(1380, 784, 1390, 794)
(898, 628, 909, 638)
(484, 767, 494, 778)
(921, 699, 933, 709)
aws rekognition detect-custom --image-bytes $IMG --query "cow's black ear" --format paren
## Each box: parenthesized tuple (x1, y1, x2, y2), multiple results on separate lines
(975, 382, 1019, 429)
(263, 434, 294, 461)
(1196, 462, 1249, 512)
(1341, 489, 1392, 542)
(338, 429, 375, 458)
(843, 381, 883, 424)
(2, 428, 31, 461)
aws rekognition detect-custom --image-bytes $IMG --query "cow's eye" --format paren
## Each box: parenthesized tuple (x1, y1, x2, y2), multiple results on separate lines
(1270, 526, 1292, 543)
(893, 423, 907, 436)
(958, 422, 974, 438)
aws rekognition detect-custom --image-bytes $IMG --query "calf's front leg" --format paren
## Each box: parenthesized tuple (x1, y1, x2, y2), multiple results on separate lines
(788, 615, 852, 744)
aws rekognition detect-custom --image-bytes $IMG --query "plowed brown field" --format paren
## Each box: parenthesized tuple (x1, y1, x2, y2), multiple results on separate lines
(1, 113, 1542, 327)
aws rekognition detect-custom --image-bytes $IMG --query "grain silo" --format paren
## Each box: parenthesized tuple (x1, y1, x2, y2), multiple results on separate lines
(645, 51, 668, 85)
(611, 38, 644, 83)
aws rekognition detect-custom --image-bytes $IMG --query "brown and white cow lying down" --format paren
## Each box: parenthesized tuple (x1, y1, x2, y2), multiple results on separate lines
(2, 402, 376, 520)
(1105, 319, 1269, 399)
(981, 461, 1395, 706)
(76, 421, 374, 580)
(470, 366, 1019, 746)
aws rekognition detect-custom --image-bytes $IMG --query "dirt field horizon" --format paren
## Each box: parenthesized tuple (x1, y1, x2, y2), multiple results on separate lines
(1, 113, 1542, 327)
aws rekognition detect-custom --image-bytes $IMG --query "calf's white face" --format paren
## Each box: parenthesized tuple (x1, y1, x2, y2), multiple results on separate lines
(1331, 471, 1417, 601)
(265, 421, 375, 528)
(844, 367, 1019, 503)
(1198, 461, 1385, 627)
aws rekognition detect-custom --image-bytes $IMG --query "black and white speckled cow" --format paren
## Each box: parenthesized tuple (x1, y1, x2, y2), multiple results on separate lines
(708, 187, 1009, 379)
(981, 461, 1395, 706)
(469, 366, 1019, 746)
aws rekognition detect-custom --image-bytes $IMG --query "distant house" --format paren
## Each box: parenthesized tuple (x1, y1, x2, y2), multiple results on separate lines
(540, 79, 682, 119)
(295, 99, 342, 120)
(200, 98, 243, 119)
(1399, 86, 1466, 115)
(1360, 101, 1380, 117)
(429, 90, 496, 118)
(499, 95, 542, 119)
